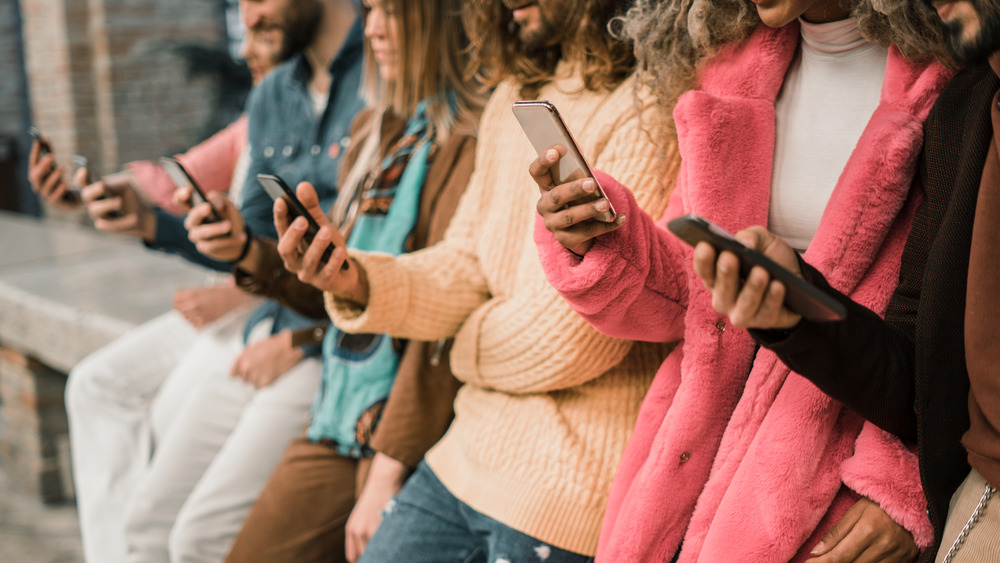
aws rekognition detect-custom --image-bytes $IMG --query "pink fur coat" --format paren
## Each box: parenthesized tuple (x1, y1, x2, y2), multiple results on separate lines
(535, 23, 952, 562)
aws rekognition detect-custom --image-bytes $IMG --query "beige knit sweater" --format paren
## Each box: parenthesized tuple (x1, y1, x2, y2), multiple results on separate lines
(326, 63, 679, 555)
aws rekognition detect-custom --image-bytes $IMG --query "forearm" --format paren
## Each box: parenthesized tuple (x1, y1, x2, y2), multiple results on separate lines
(754, 263, 919, 440)
(326, 242, 490, 342)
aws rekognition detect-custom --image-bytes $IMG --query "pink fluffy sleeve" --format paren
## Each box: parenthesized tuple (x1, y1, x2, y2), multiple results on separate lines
(534, 169, 689, 343)
(126, 114, 249, 215)
(840, 422, 935, 551)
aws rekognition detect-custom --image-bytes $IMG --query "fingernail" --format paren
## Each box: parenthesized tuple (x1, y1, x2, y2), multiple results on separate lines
(616, 214, 627, 225)
(810, 542, 824, 555)
(316, 229, 330, 241)
(546, 149, 558, 161)
(594, 199, 609, 212)
(582, 179, 596, 193)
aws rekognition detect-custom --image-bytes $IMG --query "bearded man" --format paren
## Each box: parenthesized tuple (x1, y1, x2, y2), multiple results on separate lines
(278, 0, 678, 560)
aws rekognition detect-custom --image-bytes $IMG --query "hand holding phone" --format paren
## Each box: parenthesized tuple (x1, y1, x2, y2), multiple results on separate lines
(257, 174, 345, 270)
(160, 157, 222, 222)
(670, 214, 846, 323)
(513, 100, 616, 223)
(28, 127, 83, 207)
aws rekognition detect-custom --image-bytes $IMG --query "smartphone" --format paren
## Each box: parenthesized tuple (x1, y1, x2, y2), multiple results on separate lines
(667, 214, 847, 322)
(28, 127, 51, 156)
(256, 173, 343, 269)
(512, 100, 616, 222)
(160, 157, 222, 223)
(29, 127, 84, 205)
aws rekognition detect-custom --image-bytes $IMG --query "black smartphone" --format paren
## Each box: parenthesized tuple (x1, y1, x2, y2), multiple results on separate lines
(28, 127, 51, 156)
(512, 100, 616, 222)
(29, 127, 83, 205)
(160, 157, 222, 223)
(667, 214, 846, 322)
(256, 173, 344, 269)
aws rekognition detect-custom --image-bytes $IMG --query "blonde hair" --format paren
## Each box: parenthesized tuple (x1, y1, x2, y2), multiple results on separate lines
(359, 0, 486, 141)
(621, 0, 953, 134)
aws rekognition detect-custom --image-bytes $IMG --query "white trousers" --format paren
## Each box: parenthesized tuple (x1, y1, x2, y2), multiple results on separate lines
(67, 307, 321, 563)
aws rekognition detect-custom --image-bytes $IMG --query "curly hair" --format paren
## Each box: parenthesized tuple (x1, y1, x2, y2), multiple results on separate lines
(621, 0, 953, 133)
(462, 0, 637, 96)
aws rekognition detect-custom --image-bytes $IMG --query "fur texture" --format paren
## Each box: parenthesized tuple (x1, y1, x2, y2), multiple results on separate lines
(535, 22, 952, 562)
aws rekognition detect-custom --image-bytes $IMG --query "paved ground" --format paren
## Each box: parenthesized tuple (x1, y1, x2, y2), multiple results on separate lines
(0, 453, 84, 563)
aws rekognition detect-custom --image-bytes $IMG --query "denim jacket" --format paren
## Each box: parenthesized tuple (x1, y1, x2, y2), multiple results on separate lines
(147, 19, 366, 354)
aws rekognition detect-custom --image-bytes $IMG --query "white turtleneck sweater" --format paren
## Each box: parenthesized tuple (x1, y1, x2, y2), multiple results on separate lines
(769, 18, 888, 251)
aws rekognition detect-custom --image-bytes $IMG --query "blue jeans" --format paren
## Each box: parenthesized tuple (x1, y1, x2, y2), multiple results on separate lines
(359, 462, 595, 563)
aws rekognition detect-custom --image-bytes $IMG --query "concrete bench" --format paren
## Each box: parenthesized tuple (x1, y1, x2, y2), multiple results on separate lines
(0, 210, 208, 503)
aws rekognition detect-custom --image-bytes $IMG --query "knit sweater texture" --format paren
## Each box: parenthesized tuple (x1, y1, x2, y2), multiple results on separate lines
(326, 64, 678, 555)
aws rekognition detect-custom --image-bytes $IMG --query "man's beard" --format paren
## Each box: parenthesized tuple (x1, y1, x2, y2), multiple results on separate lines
(280, 0, 324, 61)
(940, 0, 1000, 65)
(505, 0, 568, 56)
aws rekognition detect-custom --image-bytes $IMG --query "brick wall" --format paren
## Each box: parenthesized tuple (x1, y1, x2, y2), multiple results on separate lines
(0, 346, 73, 504)
(20, 0, 229, 179)
(0, 0, 34, 214)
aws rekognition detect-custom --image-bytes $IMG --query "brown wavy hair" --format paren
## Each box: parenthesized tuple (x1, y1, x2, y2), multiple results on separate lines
(462, 0, 637, 96)
(621, 0, 954, 133)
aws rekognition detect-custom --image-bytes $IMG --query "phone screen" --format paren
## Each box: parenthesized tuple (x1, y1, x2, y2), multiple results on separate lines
(512, 100, 616, 222)
(256, 174, 342, 268)
(667, 214, 846, 322)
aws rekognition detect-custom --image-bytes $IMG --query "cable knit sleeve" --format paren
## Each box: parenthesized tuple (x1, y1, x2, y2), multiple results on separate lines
(450, 96, 676, 393)
(324, 163, 492, 340)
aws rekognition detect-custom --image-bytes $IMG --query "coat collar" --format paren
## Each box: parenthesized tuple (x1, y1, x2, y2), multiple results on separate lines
(673, 21, 953, 295)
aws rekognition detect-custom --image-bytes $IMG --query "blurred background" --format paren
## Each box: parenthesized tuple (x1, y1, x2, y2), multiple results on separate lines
(1, 0, 251, 217)
(0, 2, 254, 560)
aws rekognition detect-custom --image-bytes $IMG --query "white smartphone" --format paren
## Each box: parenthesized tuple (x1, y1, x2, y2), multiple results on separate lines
(512, 100, 616, 222)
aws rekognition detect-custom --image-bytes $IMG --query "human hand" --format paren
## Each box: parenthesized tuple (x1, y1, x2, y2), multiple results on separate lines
(28, 138, 82, 210)
(530, 145, 626, 256)
(81, 172, 157, 240)
(691, 226, 803, 330)
(345, 453, 409, 562)
(806, 497, 918, 563)
(173, 284, 254, 328)
(184, 192, 246, 262)
(229, 330, 304, 388)
(274, 182, 367, 304)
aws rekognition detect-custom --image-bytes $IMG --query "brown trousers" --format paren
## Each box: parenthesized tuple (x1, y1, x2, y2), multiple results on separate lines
(225, 437, 371, 563)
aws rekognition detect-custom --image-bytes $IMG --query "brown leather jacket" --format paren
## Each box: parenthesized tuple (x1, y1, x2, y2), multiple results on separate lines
(235, 106, 478, 466)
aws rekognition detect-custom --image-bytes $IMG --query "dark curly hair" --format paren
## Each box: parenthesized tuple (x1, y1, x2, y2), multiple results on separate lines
(462, 0, 637, 96)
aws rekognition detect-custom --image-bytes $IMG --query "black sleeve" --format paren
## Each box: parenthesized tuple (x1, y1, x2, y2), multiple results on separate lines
(752, 259, 918, 440)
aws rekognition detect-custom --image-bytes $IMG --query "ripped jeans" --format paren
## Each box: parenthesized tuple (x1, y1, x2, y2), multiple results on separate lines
(359, 462, 595, 563)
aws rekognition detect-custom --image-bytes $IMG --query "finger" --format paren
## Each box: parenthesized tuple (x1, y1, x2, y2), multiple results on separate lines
(294, 182, 332, 228)
(300, 225, 336, 277)
(173, 186, 194, 211)
(730, 265, 771, 328)
(538, 177, 599, 214)
(274, 197, 291, 236)
(734, 227, 766, 251)
(188, 220, 235, 243)
(806, 527, 869, 563)
(39, 165, 66, 198)
(540, 195, 611, 232)
(29, 154, 56, 186)
(345, 530, 358, 563)
(88, 197, 125, 221)
(810, 501, 864, 558)
(29, 139, 40, 164)
(80, 181, 105, 205)
(277, 217, 309, 271)
(528, 146, 566, 192)
(93, 209, 139, 233)
(72, 166, 89, 188)
(693, 242, 719, 290)
(710, 250, 742, 314)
